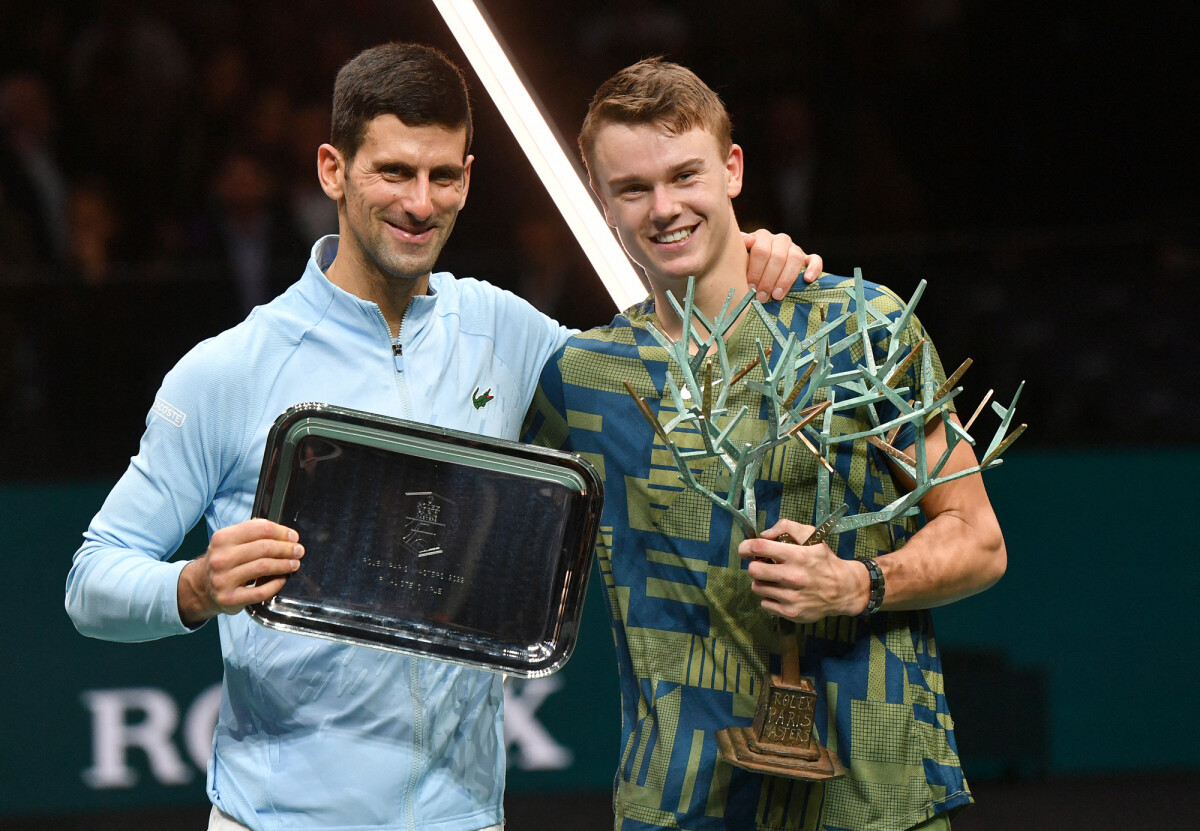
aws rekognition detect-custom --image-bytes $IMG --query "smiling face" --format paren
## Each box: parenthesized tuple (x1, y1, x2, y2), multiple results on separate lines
(590, 122, 743, 294)
(320, 114, 472, 291)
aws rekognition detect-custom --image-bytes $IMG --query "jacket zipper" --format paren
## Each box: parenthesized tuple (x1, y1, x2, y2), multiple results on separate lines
(381, 307, 413, 418)
(380, 305, 423, 828)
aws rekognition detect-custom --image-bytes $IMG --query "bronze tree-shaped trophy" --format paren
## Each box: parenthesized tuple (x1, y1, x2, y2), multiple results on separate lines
(622, 269, 1025, 781)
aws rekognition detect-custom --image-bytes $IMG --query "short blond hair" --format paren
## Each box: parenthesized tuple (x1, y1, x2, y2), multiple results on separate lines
(579, 58, 732, 180)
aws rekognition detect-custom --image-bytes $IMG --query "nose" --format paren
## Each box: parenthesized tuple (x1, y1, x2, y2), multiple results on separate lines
(649, 185, 679, 223)
(399, 176, 433, 222)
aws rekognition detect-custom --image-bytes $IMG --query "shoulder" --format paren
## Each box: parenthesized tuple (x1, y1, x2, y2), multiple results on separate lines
(782, 272, 923, 334)
(159, 292, 310, 416)
(184, 287, 309, 368)
(560, 307, 651, 359)
(790, 271, 905, 305)
(165, 324, 256, 390)
(431, 271, 574, 345)
(542, 307, 667, 401)
(430, 272, 536, 320)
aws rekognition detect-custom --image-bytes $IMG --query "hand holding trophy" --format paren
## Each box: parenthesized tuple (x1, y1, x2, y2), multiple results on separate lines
(623, 269, 1025, 780)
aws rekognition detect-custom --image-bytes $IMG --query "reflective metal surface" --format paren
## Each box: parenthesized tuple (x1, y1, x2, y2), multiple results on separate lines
(247, 404, 603, 677)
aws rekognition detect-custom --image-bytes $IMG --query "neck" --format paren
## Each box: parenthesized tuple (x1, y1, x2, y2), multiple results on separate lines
(325, 253, 429, 338)
(650, 235, 750, 343)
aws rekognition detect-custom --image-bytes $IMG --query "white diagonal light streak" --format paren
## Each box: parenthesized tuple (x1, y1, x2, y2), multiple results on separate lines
(431, 0, 646, 311)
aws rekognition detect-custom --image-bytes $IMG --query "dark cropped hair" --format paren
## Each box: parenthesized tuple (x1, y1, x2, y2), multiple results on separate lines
(579, 58, 732, 179)
(331, 42, 473, 161)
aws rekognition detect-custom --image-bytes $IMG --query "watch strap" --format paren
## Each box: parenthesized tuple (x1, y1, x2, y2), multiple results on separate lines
(860, 557, 885, 615)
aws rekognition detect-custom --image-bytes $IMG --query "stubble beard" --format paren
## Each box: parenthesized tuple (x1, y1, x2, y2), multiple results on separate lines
(359, 209, 458, 284)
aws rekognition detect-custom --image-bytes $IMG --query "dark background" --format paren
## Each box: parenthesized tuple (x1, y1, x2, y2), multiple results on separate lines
(3, 0, 1197, 479)
(2, 1, 1197, 828)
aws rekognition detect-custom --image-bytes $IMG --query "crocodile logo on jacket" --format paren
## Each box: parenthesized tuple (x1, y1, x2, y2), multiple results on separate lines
(472, 387, 495, 410)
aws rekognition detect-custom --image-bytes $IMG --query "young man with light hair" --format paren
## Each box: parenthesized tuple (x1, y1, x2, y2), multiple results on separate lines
(525, 58, 1006, 830)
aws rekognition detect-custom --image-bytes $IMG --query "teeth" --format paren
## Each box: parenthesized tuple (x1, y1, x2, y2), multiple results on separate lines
(654, 227, 692, 244)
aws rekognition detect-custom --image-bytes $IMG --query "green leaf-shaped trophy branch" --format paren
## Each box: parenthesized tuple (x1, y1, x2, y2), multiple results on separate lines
(622, 268, 1026, 780)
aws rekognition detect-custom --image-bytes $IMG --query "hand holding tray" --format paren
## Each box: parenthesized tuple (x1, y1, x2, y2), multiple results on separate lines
(247, 404, 604, 677)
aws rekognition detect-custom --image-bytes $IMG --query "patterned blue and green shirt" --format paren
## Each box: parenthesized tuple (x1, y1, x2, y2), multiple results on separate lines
(525, 274, 971, 831)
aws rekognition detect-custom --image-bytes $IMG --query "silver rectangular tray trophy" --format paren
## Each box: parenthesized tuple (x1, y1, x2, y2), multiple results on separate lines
(247, 404, 604, 677)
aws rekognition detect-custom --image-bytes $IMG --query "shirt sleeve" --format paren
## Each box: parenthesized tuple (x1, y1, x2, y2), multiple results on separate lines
(64, 344, 245, 642)
(522, 343, 572, 452)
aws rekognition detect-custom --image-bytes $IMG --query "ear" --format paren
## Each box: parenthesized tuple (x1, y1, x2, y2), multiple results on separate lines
(589, 179, 617, 228)
(317, 144, 345, 200)
(726, 143, 744, 199)
(458, 155, 474, 209)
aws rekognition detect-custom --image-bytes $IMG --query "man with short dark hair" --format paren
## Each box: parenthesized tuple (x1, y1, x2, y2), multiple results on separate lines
(66, 43, 819, 831)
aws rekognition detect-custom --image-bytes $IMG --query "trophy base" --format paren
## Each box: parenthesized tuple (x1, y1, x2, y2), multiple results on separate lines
(716, 726, 845, 780)
(715, 673, 846, 781)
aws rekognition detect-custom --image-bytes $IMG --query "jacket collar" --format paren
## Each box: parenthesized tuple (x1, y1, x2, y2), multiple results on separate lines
(297, 235, 442, 343)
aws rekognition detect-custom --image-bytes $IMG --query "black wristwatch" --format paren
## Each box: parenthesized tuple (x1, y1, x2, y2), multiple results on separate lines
(860, 557, 885, 615)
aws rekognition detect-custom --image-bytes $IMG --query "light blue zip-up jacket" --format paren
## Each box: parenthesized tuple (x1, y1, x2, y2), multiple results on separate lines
(65, 236, 575, 831)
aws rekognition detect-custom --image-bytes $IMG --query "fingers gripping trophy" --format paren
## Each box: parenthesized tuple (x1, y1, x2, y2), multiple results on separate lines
(623, 269, 1025, 781)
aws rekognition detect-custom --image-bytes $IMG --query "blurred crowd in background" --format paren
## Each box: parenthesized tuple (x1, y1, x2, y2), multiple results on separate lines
(1, 0, 1196, 479)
